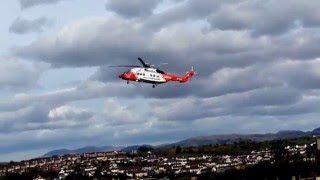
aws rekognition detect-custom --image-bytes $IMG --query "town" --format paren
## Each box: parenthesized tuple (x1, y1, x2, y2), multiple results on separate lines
(1, 137, 320, 179)
(0, 149, 274, 179)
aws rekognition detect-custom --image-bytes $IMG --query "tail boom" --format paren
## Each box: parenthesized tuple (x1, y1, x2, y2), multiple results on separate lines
(163, 68, 195, 83)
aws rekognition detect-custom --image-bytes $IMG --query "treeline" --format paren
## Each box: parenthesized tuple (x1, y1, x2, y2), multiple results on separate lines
(163, 136, 316, 155)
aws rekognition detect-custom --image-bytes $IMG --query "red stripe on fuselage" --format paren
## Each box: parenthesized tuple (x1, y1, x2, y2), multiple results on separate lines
(162, 73, 180, 82)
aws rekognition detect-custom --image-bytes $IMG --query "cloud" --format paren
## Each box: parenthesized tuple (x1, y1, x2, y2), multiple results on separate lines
(0, 118, 182, 155)
(0, 94, 178, 155)
(207, 0, 320, 36)
(48, 105, 93, 121)
(12, 15, 269, 79)
(18, 0, 69, 9)
(0, 58, 47, 90)
(9, 12, 320, 122)
(0, 101, 95, 138)
(141, 0, 320, 36)
(13, 17, 150, 67)
(1, 59, 317, 127)
(104, 99, 137, 124)
(0, 103, 52, 133)
(9, 17, 54, 34)
(149, 91, 319, 121)
(105, 0, 162, 18)
(142, 0, 235, 29)
(12, 11, 320, 74)
(5, 0, 320, 161)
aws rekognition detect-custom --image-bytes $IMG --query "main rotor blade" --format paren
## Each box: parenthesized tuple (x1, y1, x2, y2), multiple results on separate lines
(138, 57, 150, 68)
(108, 65, 141, 67)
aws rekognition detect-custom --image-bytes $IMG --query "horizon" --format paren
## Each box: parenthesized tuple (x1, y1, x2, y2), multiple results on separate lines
(1, 0, 320, 162)
(3, 125, 320, 162)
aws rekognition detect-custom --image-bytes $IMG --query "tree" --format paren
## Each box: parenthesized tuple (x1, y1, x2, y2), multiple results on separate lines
(138, 146, 154, 153)
(176, 146, 182, 154)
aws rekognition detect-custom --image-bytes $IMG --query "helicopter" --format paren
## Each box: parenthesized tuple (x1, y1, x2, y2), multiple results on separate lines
(110, 57, 195, 88)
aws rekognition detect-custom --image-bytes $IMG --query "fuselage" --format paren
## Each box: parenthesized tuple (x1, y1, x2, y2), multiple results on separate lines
(119, 67, 194, 85)
(119, 68, 166, 84)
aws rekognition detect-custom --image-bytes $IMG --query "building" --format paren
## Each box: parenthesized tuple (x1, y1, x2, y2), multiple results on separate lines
(316, 137, 320, 163)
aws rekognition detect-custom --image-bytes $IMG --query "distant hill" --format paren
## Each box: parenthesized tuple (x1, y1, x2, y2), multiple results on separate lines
(43, 127, 320, 157)
(312, 128, 320, 134)
(275, 130, 305, 136)
(159, 128, 320, 148)
(43, 146, 122, 157)
(42, 145, 154, 157)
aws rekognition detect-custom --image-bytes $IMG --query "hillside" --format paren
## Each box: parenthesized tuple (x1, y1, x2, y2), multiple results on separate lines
(159, 128, 318, 148)
(43, 146, 122, 157)
(43, 127, 320, 156)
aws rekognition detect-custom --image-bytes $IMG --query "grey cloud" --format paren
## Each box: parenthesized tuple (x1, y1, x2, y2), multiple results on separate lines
(90, 66, 125, 83)
(5, 0, 320, 160)
(192, 114, 320, 135)
(266, 60, 320, 89)
(0, 102, 94, 134)
(9, 17, 54, 34)
(13, 1, 320, 71)
(0, 59, 47, 90)
(149, 90, 318, 122)
(196, 66, 279, 97)
(208, 0, 320, 36)
(0, 81, 137, 116)
(0, 101, 182, 155)
(103, 99, 146, 125)
(13, 17, 151, 67)
(48, 105, 93, 121)
(12, 43, 320, 101)
(7, 111, 317, 155)
(142, 0, 320, 36)
(0, 103, 51, 133)
(12, 14, 320, 77)
(197, 59, 320, 98)
(106, 0, 162, 18)
(12, 16, 266, 75)
(0, 127, 102, 153)
(19, 0, 68, 9)
(227, 88, 301, 107)
(143, 0, 239, 29)
(0, 87, 87, 133)
(0, 78, 319, 158)
(8, 38, 318, 98)
(0, 120, 185, 154)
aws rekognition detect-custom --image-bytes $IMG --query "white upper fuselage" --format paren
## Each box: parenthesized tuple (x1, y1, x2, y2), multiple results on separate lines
(131, 68, 166, 83)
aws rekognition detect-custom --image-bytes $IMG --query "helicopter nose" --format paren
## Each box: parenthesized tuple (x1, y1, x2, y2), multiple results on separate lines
(119, 74, 124, 79)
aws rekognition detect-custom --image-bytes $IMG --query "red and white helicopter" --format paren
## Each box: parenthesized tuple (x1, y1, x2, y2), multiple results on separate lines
(110, 57, 195, 88)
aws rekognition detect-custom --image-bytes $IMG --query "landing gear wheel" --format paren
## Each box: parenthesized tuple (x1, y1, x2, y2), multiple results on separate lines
(152, 85, 155, 88)
(127, 81, 129, 84)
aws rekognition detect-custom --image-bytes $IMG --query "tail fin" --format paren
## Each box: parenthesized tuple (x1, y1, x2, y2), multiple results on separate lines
(180, 66, 195, 83)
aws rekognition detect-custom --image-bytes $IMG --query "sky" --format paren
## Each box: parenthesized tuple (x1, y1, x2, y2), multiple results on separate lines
(1, 0, 320, 161)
